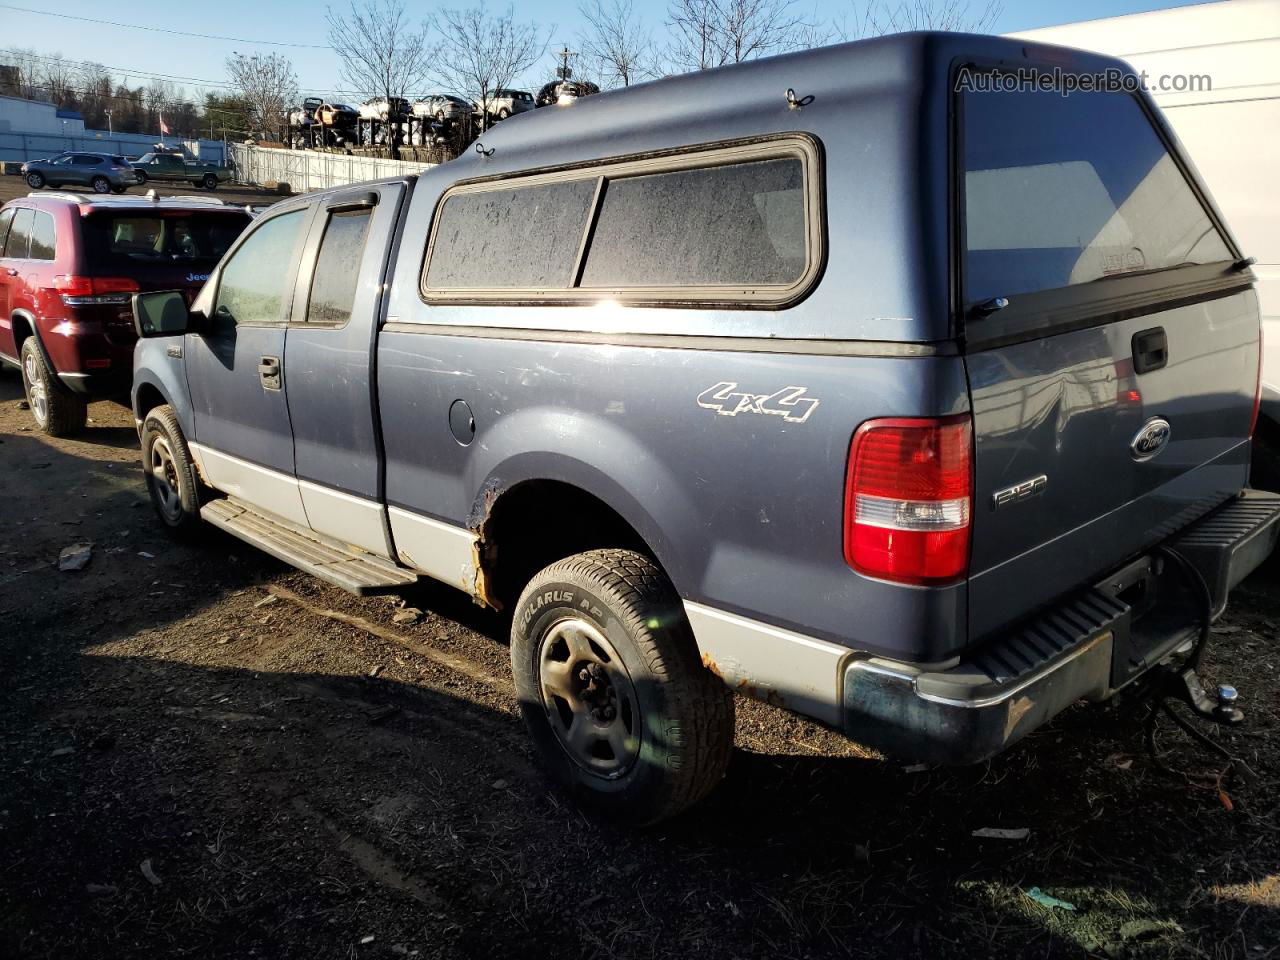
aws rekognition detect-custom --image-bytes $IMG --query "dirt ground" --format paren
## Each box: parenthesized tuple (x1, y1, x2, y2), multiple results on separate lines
(0, 173, 285, 208)
(0, 373, 1277, 960)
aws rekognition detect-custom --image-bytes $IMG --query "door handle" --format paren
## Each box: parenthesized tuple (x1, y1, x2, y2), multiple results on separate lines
(1131, 327, 1168, 374)
(258, 355, 282, 390)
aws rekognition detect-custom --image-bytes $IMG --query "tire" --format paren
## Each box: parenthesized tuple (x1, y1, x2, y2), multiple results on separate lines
(497, 108, 510, 120)
(140, 405, 207, 538)
(510, 549, 734, 825)
(134, 170, 147, 184)
(19, 338, 85, 437)
(91, 175, 111, 194)
(26, 172, 44, 189)
(110, 185, 127, 194)
(202, 174, 218, 190)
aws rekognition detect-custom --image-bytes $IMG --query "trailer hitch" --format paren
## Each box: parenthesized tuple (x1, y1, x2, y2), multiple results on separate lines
(1144, 665, 1258, 788)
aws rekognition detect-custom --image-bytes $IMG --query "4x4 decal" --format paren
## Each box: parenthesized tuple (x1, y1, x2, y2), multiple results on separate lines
(696, 382, 821, 424)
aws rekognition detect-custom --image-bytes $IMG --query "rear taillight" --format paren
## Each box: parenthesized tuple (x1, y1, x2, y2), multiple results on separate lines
(1250, 328, 1263, 438)
(53, 275, 140, 306)
(844, 415, 973, 585)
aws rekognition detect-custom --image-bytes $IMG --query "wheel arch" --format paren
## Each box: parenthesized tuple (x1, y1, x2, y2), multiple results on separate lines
(475, 475, 666, 613)
(131, 354, 196, 441)
(11, 310, 52, 368)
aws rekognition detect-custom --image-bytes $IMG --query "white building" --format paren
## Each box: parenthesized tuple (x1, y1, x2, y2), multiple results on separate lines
(1010, 0, 1280, 414)
(0, 94, 86, 135)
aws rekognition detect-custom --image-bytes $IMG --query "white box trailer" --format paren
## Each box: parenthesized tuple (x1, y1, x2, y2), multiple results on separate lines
(1010, 0, 1280, 425)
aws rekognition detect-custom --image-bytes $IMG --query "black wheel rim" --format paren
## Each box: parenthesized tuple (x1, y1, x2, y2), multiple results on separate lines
(538, 617, 641, 778)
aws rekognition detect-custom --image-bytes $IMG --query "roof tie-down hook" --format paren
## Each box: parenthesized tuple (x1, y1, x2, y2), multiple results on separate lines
(786, 88, 815, 110)
(475, 141, 495, 158)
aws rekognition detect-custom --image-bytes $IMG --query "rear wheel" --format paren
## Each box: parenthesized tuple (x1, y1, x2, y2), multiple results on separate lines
(91, 175, 111, 193)
(19, 338, 85, 437)
(25, 172, 44, 189)
(510, 549, 734, 825)
(140, 405, 207, 538)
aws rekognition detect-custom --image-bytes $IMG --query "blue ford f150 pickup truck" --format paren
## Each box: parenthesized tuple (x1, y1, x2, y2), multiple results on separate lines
(130, 32, 1278, 824)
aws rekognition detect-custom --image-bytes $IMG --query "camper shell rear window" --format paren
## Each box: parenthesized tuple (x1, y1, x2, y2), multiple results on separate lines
(959, 79, 1233, 313)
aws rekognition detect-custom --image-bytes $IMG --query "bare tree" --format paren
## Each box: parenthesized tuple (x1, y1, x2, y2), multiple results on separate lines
(666, 0, 720, 71)
(327, 0, 430, 151)
(839, 0, 1002, 38)
(428, 4, 547, 124)
(666, 0, 817, 71)
(5, 48, 46, 100)
(578, 0, 654, 88)
(40, 54, 77, 105)
(226, 52, 298, 141)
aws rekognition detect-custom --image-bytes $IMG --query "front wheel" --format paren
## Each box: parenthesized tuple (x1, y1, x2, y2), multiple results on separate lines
(510, 549, 735, 825)
(202, 173, 218, 190)
(134, 170, 147, 184)
(26, 172, 44, 189)
(140, 405, 207, 538)
(19, 338, 85, 437)
(497, 108, 510, 120)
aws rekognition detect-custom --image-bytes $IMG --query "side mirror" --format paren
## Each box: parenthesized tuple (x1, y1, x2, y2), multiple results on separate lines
(132, 290, 195, 338)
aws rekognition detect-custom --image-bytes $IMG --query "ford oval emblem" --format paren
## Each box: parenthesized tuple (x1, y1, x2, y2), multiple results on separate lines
(1130, 417, 1171, 461)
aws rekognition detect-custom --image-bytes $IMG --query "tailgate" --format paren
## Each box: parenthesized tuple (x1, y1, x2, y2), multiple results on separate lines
(956, 77, 1260, 641)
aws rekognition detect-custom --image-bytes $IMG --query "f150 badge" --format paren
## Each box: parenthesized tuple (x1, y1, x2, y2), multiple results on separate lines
(1130, 417, 1172, 461)
(696, 382, 820, 423)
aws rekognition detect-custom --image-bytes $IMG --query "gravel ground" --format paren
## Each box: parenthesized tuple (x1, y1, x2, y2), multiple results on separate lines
(0, 372, 1277, 959)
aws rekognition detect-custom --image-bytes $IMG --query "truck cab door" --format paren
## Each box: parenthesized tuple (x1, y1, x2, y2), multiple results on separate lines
(185, 202, 315, 525)
(282, 184, 404, 557)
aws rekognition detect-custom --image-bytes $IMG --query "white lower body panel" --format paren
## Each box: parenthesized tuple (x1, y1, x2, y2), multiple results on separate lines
(683, 601, 852, 727)
(188, 442, 309, 528)
(388, 506, 479, 594)
(299, 479, 390, 557)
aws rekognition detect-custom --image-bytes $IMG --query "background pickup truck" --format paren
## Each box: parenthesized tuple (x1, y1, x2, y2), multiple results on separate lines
(131, 152, 231, 191)
(129, 32, 1277, 825)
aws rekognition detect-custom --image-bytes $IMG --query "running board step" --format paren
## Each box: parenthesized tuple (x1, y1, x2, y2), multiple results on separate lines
(202, 498, 419, 596)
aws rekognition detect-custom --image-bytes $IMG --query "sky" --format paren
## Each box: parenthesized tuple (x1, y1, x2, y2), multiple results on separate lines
(0, 0, 1212, 101)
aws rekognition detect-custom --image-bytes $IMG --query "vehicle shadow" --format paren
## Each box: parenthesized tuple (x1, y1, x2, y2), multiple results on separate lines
(0, 371, 139, 450)
(1, 432, 1274, 960)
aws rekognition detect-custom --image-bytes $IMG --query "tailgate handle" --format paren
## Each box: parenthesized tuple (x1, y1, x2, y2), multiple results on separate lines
(1132, 327, 1168, 374)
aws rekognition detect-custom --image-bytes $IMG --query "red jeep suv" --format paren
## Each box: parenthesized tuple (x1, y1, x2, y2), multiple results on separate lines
(0, 192, 252, 435)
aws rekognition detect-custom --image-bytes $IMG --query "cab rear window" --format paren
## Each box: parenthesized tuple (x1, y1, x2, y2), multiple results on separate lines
(961, 85, 1231, 306)
(82, 212, 250, 267)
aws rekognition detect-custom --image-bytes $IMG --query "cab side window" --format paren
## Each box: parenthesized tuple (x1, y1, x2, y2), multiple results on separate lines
(29, 212, 56, 261)
(3, 209, 34, 259)
(213, 209, 308, 326)
(306, 208, 373, 325)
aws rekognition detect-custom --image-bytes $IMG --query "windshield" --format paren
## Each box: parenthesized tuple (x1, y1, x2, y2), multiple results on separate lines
(82, 212, 251, 266)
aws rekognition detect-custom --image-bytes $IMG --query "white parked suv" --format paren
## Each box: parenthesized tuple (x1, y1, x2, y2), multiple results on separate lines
(474, 89, 534, 121)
